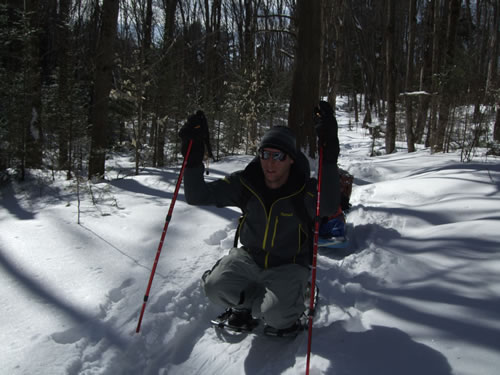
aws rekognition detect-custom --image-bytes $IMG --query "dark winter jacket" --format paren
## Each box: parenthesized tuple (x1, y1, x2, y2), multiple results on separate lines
(183, 152, 340, 269)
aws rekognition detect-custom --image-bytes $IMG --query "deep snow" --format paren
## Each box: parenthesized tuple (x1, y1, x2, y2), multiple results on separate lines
(1, 101, 500, 375)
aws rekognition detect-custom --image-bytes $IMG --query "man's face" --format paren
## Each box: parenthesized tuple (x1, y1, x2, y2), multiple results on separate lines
(259, 147, 294, 189)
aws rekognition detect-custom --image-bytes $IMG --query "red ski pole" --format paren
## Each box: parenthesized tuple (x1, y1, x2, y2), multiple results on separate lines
(136, 139, 193, 333)
(305, 146, 323, 374)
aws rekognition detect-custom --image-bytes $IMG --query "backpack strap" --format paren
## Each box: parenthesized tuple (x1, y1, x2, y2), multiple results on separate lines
(233, 216, 243, 247)
(233, 187, 252, 247)
(291, 186, 313, 233)
(292, 179, 316, 255)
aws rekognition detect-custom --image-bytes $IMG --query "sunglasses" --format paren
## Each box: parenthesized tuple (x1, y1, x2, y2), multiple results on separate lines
(259, 149, 287, 161)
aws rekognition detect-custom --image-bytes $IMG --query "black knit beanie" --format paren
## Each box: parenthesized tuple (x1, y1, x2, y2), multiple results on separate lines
(258, 126, 297, 160)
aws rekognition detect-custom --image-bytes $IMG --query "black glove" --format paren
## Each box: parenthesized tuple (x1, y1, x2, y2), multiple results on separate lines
(178, 110, 209, 167)
(314, 101, 339, 163)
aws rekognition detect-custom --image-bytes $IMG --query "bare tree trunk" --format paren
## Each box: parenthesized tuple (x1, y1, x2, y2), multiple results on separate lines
(205, 0, 223, 153)
(135, 74, 143, 176)
(156, 0, 178, 167)
(326, 0, 345, 112)
(243, 0, 258, 152)
(347, 1, 384, 131)
(433, 0, 460, 153)
(491, 1, 500, 141)
(88, 0, 119, 179)
(494, 104, 500, 142)
(404, 0, 417, 153)
(288, 0, 322, 156)
(429, 0, 445, 148)
(353, 92, 359, 123)
(415, 0, 434, 143)
(486, 0, 499, 94)
(134, 0, 153, 175)
(472, 0, 489, 123)
(385, 0, 396, 154)
(57, 0, 72, 176)
(145, 0, 155, 161)
(24, 0, 43, 173)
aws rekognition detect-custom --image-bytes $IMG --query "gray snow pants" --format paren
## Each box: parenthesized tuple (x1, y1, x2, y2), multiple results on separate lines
(202, 247, 310, 329)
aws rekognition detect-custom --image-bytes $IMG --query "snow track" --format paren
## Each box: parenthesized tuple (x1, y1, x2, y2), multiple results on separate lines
(2, 105, 500, 374)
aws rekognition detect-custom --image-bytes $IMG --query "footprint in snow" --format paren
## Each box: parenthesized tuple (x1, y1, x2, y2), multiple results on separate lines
(108, 278, 134, 303)
(204, 230, 228, 246)
(50, 280, 135, 347)
(51, 326, 86, 345)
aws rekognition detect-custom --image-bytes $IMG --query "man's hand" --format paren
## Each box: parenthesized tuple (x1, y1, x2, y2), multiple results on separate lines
(179, 110, 208, 167)
(314, 101, 339, 163)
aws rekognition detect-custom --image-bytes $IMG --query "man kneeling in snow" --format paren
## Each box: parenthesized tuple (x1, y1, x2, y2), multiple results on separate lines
(179, 102, 340, 336)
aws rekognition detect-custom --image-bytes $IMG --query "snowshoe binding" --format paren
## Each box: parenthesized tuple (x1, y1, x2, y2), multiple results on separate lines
(302, 282, 319, 320)
(263, 321, 305, 338)
(263, 281, 320, 338)
(211, 308, 259, 333)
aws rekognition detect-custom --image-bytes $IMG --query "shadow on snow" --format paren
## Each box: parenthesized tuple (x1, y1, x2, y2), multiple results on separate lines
(0, 245, 129, 349)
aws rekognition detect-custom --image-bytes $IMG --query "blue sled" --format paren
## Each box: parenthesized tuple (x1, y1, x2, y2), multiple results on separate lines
(318, 236, 349, 249)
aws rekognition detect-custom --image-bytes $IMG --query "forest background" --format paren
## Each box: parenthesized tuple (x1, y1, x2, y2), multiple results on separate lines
(1, 0, 499, 182)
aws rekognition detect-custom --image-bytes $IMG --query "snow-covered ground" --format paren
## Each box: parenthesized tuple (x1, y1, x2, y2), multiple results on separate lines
(1, 102, 500, 375)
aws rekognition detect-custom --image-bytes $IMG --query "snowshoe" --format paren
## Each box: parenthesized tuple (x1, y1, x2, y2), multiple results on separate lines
(263, 322, 305, 338)
(264, 281, 319, 338)
(211, 308, 259, 333)
(302, 282, 319, 318)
